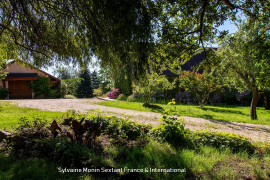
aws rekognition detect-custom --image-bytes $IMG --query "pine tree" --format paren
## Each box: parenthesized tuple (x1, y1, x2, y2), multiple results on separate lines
(76, 69, 93, 98)
(91, 71, 100, 89)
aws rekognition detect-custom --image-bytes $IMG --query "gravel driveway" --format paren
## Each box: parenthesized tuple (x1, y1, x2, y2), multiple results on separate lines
(7, 98, 270, 142)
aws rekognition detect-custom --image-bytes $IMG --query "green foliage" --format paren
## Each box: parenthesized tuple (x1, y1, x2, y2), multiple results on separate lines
(116, 94, 127, 101)
(76, 69, 93, 98)
(35, 139, 94, 167)
(93, 88, 103, 97)
(53, 67, 76, 80)
(179, 71, 221, 107)
(64, 95, 77, 99)
(98, 67, 114, 94)
(0, 87, 8, 99)
(114, 65, 132, 96)
(190, 131, 256, 154)
(216, 21, 270, 119)
(150, 100, 192, 147)
(135, 73, 175, 103)
(54, 81, 68, 98)
(63, 78, 82, 96)
(91, 71, 100, 89)
(31, 76, 56, 98)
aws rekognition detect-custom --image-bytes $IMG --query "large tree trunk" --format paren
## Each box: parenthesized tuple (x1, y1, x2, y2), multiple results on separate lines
(264, 91, 269, 110)
(250, 88, 261, 120)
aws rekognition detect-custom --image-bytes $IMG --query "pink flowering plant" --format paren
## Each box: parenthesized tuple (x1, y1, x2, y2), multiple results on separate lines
(107, 88, 121, 99)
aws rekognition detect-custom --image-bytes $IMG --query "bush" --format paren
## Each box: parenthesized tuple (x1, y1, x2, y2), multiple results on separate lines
(0, 87, 8, 99)
(54, 81, 67, 98)
(31, 76, 56, 98)
(175, 91, 196, 104)
(190, 131, 256, 154)
(35, 139, 93, 167)
(64, 94, 77, 99)
(149, 116, 192, 148)
(93, 88, 103, 97)
(117, 94, 127, 101)
(101, 117, 151, 140)
(127, 93, 145, 102)
(107, 88, 120, 99)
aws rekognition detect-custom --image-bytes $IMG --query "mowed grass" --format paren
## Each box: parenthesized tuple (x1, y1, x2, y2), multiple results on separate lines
(97, 100, 270, 125)
(0, 101, 63, 130)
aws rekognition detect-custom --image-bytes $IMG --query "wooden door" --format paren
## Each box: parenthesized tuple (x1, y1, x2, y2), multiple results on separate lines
(8, 81, 32, 99)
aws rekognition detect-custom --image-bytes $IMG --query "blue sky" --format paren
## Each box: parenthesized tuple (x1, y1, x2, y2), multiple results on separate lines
(217, 19, 238, 34)
(42, 19, 239, 76)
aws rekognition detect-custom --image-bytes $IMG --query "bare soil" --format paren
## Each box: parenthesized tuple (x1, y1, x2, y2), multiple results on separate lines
(6, 98, 270, 142)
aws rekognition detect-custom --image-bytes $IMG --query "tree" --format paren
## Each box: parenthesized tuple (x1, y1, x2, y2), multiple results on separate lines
(1, 0, 269, 76)
(76, 69, 93, 98)
(179, 71, 221, 107)
(98, 67, 114, 94)
(114, 65, 133, 97)
(54, 67, 73, 80)
(91, 71, 100, 89)
(135, 72, 175, 104)
(216, 21, 270, 120)
(0, 0, 154, 72)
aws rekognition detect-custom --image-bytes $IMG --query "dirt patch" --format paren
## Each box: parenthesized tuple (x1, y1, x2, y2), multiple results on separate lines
(5, 98, 270, 142)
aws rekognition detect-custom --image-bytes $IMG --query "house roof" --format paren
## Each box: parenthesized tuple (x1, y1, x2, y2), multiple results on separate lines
(6, 73, 38, 78)
(161, 48, 215, 76)
(6, 60, 60, 82)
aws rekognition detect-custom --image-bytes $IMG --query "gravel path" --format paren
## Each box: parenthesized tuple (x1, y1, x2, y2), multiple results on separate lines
(7, 98, 270, 142)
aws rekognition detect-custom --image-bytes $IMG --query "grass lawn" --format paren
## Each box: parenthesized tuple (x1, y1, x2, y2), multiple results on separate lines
(0, 101, 63, 130)
(97, 100, 270, 125)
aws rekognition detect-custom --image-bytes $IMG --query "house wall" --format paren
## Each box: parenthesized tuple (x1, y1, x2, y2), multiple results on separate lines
(3, 62, 49, 78)
(0, 80, 3, 87)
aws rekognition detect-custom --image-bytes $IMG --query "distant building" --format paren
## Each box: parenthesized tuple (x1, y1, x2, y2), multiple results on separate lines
(0, 60, 60, 99)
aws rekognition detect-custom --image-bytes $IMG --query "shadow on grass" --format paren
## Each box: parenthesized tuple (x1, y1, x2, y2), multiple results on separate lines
(0, 154, 82, 180)
(200, 107, 247, 116)
(107, 141, 196, 180)
(206, 119, 270, 133)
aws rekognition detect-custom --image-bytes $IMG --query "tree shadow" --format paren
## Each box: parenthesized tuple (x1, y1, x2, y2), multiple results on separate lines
(200, 107, 246, 116)
(207, 119, 270, 134)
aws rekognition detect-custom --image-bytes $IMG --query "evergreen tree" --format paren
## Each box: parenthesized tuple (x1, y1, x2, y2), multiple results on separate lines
(91, 71, 100, 89)
(76, 69, 93, 98)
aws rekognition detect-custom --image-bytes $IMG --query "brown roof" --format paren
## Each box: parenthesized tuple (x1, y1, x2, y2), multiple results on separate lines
(6, 73, 38, 78)
(7, 60, 60, 82)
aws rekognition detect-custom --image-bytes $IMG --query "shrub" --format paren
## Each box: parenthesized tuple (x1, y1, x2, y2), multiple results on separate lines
(190, 131, 256, 154)
(149, 116, 192, 148)
(127, 93, 145, 102)
(175, 91, 196, 104)
(93, 88, 103, 97)
(179, 71, 221, 107)
(107, 88, 120, 99)
(64, 94, 77, 99)
(63, 78, 81, 96)
(35, 139, 93, 167)
(102, 117, 151, 140)
(117, 94, 127, 101)
(0, 87, 8, 99)
(54, 81, 67, 98)
(31, 76, 56, 98)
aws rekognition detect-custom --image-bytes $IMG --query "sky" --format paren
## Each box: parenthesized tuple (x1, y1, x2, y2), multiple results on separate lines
(42, 19, 239, 76)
